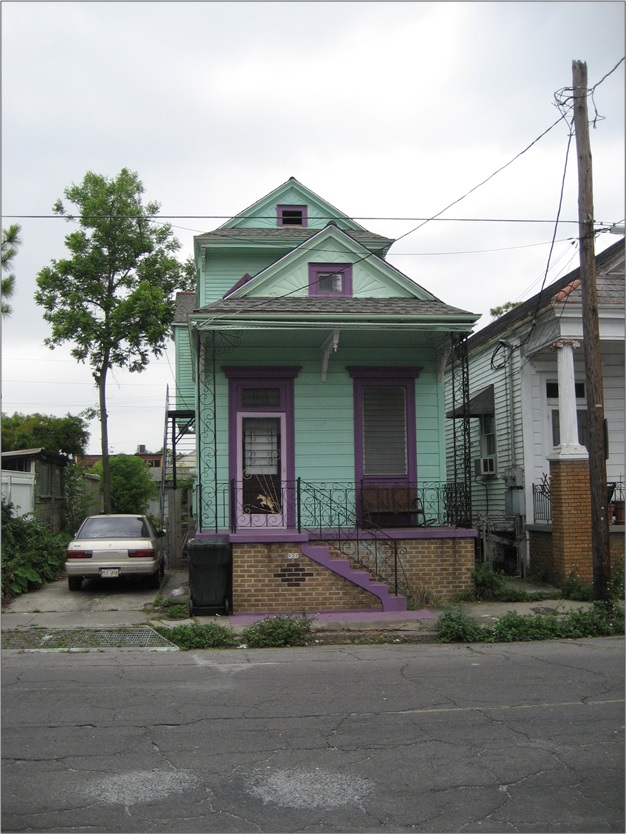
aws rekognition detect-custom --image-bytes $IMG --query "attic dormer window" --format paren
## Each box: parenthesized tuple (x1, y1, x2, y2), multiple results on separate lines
(278, 205, 307, 226)
(309, 263, 353, 297)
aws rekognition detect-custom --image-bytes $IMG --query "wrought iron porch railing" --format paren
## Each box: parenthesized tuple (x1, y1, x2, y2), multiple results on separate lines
(204, 479, 470, 598)
(532, 479, 624, 525)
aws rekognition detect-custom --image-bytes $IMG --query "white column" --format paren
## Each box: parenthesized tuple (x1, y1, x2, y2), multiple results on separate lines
(548, 338, 587, 460)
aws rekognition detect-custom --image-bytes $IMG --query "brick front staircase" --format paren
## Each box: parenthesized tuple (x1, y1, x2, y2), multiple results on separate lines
(301, 544, 407, 612)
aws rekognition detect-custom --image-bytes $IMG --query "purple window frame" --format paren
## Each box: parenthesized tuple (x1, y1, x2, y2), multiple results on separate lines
(347, 367, 422, 487)
(223, 367, 301, 525)
(308, 263, 353, 297)
(277, 204, 308, 227)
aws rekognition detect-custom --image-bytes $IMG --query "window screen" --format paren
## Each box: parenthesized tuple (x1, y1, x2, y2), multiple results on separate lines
(362, 387, 407, 475)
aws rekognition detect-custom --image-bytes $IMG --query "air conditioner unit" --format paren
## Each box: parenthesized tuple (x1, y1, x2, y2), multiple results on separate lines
(474, 457, 496, 476)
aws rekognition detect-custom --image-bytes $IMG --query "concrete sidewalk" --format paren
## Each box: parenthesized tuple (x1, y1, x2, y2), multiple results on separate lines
(1, 569, 595, 644)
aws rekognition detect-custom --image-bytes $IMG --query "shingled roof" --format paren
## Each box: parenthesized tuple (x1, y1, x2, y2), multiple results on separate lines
(174, 292, 476, 324)
(464, 237, 624, 353)
(196, 227, 394, 249)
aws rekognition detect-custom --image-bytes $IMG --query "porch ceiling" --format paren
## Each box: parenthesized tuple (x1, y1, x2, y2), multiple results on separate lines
(195, 326, 452, 350)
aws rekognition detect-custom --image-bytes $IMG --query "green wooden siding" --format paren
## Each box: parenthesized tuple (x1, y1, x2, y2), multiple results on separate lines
(173, 325, 194, 411)
(196, 345, 445, 495)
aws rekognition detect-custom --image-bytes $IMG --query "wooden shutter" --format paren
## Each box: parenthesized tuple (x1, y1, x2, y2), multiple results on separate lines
(362, 387, 407, 475)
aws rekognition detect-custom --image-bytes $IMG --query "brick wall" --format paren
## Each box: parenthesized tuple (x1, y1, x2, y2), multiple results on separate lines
(400, 538, 475, 602)
(550, 459, 593, 583)
(232, 536, 476, 613)
(232, 542, 382, 614)
(530, 458, 625, 587)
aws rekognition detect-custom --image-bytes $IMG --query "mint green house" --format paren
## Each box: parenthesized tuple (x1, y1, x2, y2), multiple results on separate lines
(173, 178, 480, 614)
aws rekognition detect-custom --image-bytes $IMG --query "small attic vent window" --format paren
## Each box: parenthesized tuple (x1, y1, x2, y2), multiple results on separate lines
(278, 205, 307, 227)
(309, 263, 353, 297)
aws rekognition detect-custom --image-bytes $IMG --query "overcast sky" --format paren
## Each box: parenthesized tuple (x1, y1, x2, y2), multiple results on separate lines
(1, 1, 624, 456)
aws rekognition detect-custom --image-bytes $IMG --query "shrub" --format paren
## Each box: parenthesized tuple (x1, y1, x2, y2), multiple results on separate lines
(486, 611, 563, 642)
(436, 605, 485, 643)
(610, 558, 624, 601)
(155, 621, 237, 650)
(473, 563, 508, 600)
(561, 571, 594, 601)
(240, 614, 312, 648)
(1, 501, 71, 603)
(469, 564, 548, 603)
(437, 601, 624, 644)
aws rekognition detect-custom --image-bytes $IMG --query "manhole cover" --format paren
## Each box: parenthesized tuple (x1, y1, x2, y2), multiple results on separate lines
(1, 627, 178, 650)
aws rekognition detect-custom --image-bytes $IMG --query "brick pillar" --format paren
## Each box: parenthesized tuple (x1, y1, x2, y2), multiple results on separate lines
(549, 458, 592, 584)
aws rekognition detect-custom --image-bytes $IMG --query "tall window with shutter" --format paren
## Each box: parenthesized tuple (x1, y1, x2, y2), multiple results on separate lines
(362, 387, 407, 475)
(348, 366, 420, 494)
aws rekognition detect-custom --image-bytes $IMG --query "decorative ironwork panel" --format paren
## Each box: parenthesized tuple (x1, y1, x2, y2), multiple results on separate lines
(196, 330, 241, 532)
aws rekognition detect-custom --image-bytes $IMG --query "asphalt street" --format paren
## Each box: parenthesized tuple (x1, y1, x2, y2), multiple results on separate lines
(2, 637, 624, 833)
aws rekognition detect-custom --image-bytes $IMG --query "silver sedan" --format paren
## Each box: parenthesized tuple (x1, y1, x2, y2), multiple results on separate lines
(65, 514, 166, 591)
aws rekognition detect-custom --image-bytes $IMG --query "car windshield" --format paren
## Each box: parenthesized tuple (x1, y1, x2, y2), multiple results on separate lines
(77, 517, 149, 539)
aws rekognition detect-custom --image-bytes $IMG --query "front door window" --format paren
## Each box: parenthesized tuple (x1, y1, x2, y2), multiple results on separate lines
(242, 417, 282, 516)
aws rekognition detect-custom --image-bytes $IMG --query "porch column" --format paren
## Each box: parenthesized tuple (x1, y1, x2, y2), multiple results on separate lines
(549, 338, 587, 458)
(546, 338, 591, 585)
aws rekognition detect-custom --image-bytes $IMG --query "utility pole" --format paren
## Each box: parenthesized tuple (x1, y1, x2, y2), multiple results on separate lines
(571, 59, 611, 600)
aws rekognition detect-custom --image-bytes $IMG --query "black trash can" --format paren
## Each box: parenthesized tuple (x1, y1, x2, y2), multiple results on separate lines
(187, 538, 233, 616)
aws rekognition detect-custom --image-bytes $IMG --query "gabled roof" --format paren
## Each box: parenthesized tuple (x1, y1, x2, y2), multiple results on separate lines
(464, 237, 624, 353)
(216, 176, 368, 233)
(222, 223, 438, 301)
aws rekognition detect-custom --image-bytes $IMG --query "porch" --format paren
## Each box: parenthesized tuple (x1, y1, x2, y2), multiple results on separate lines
(193, 479, 477, 613)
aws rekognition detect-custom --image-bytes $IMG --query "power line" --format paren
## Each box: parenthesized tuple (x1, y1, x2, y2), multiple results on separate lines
(0, 213, 611, 226)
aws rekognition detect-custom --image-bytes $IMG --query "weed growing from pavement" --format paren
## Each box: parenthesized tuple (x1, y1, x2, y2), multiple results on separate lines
(455, 564, 550, 604)
(437, 600, 624, 643)
(155, 614, 313, 650)
(154, 621, 237, 650)
(240, 614, 312, 648)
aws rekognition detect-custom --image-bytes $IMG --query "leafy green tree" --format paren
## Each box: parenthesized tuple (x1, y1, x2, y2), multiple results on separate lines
(89, 454, 158, 514)
(489, 301, 523, 319)
(64, 460, 99, 533)
(1, 412, 89, 456)
(34, 168, 189, 513)
(2, 223, 21, 317)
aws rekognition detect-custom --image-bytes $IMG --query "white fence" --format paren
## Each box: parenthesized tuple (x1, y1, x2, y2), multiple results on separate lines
(1, 471, 35, 516)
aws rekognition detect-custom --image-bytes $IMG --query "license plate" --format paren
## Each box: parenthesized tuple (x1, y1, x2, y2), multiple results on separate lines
(100, 568, 119, 578)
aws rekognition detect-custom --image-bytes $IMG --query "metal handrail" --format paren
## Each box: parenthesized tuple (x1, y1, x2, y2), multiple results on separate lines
(223, 479, 469, 598)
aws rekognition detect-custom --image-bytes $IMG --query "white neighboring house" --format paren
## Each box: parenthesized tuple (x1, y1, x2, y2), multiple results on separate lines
(445, 237, 625, 573)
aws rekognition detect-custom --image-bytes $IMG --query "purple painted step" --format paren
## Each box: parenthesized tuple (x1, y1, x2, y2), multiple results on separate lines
(301, 544, 407, 612)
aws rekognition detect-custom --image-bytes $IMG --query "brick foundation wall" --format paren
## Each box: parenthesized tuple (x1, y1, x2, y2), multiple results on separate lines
(232, 542, 382, 614)
(400, 538, 475, 602)
(529, 526, 624, 587)
(232, 536, 476, 613)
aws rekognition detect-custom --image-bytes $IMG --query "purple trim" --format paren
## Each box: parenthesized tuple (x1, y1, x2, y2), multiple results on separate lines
(224, 367, 300, 528)
(229, 532, 309, 543)
(309, 527, 478, 540)
(350, 371, 418, 487)
(308, 263, 353, 297)
(277, 204, 308, 227)
(223, 273, 253, 298)
(301, 544, 406, 611)
(224, 527, 476, 543)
